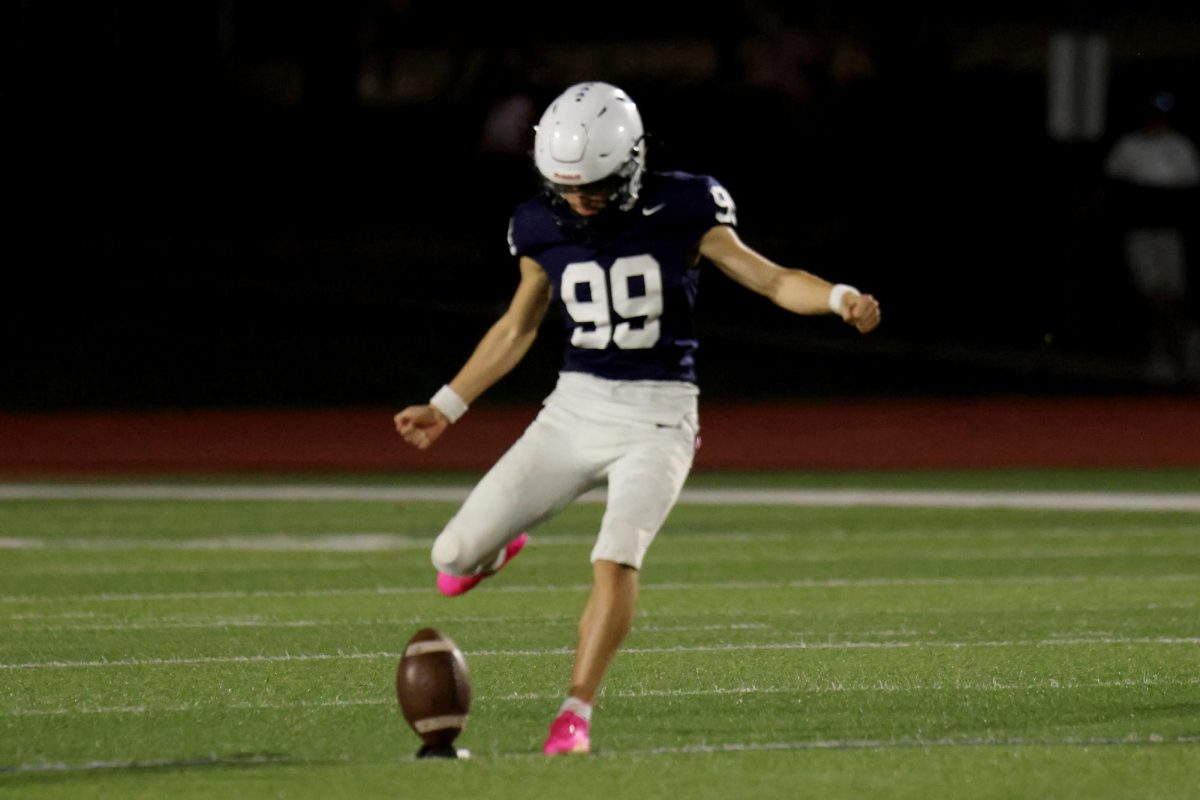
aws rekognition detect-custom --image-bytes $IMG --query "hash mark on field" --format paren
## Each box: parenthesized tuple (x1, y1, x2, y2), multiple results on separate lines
(7, 676, 1200, 718)
(2, 573, 1197, 605)
(3, 636, 1198, 670)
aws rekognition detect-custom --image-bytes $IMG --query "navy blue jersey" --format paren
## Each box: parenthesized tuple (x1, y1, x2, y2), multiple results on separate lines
(508, 171, 737, 384)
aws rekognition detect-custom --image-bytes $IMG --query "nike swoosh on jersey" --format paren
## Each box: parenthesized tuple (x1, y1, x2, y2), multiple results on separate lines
(642, 203, 666, 216)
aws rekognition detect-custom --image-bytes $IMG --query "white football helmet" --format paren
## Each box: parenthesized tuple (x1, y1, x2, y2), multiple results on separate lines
(533, 82, 646, 211)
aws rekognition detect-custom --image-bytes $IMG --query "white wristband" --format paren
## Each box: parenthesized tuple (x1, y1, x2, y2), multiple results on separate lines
(429, 385, 468, 424)
(828, 283, 860, 314)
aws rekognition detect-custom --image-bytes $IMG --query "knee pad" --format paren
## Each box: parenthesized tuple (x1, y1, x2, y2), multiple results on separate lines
(432, 530, 497, 576)
(431, 531, 466, 575)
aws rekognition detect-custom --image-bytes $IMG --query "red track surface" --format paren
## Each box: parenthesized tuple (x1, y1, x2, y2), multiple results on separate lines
(2, 397, 1198, 474)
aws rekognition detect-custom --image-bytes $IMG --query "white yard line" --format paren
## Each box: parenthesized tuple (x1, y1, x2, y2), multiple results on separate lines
(8, 543, 1200, 577)
(0, 531, 792, 554)
(3, 483, 1200, 511)
(0, 651, 397, 670)
(5, 538, 1200, 564)
(6, 675, 1200, 719)
(1, 573, 1197, 606)
(0, 573, 1197, 607)
(0, 611, 578, 624)
(632, 733, 1200, 757)
(2, 753, 291, 775)
(3, 527, 1193, 556)
(6, 600, 1193, 624)
(3, 617, 768, 633)
(2, 636, 1197, 671)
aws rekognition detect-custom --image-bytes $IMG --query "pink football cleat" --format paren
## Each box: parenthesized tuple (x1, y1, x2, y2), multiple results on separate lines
(543, 710, 590, 756)
(436, 533, 528, 597)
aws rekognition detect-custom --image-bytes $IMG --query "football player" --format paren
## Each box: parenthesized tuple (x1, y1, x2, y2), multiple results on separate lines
(395, 81, 881, 755)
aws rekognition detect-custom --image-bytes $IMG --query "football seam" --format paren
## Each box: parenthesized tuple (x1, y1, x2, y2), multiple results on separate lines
(404, 640, 456, 657)
(413, 714, 468, 733)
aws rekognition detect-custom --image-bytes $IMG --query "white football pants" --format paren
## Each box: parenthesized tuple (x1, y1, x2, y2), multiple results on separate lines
(431, 372, 699, 574)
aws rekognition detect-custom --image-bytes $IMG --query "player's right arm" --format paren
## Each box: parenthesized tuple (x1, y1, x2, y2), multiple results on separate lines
(699, 225, 881, 333)
(395, 257, 552, 450)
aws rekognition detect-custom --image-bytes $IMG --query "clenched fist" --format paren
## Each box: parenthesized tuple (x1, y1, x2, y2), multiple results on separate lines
(841, 292, 881, 334)
(394, 404, 450, 450)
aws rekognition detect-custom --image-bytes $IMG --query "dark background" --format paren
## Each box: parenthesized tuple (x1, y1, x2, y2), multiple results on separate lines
(7, 1, 1200, 410)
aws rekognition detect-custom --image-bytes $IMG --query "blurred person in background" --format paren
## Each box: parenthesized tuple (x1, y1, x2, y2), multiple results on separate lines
(394, 81, 880, 755)
(1104, 90, 1200, 384)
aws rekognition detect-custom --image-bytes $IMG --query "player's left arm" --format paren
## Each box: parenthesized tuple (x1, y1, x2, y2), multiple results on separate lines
(699, 225, 881, 333)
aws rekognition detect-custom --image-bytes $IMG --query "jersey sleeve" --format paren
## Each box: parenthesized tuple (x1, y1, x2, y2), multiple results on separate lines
(694, 175, 738, 229)
(672, 171, 734, 230)
(507, 206, 530, 257)
(507, 198, 558, 257)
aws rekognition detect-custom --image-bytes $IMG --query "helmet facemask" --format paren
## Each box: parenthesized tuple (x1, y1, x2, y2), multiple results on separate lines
(540, 138, 645, 216)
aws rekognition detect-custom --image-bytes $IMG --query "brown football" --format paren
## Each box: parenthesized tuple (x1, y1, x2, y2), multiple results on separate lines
(396, 628, 472, 749)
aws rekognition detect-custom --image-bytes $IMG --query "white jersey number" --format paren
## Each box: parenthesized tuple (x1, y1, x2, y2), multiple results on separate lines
(561, 255, 663, 350)
(710, 185, 737, 225)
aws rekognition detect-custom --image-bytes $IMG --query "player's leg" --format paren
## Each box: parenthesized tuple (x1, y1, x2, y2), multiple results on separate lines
(575, 423, 694, 697)
(541, 559, 637, 756)
(544, 418, 696, 754)
(431, 406, 596, 589)
(570, 559, 639, 703)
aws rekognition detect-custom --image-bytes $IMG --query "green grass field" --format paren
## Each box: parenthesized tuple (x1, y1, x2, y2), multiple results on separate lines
(1, 471, 1198, 799)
